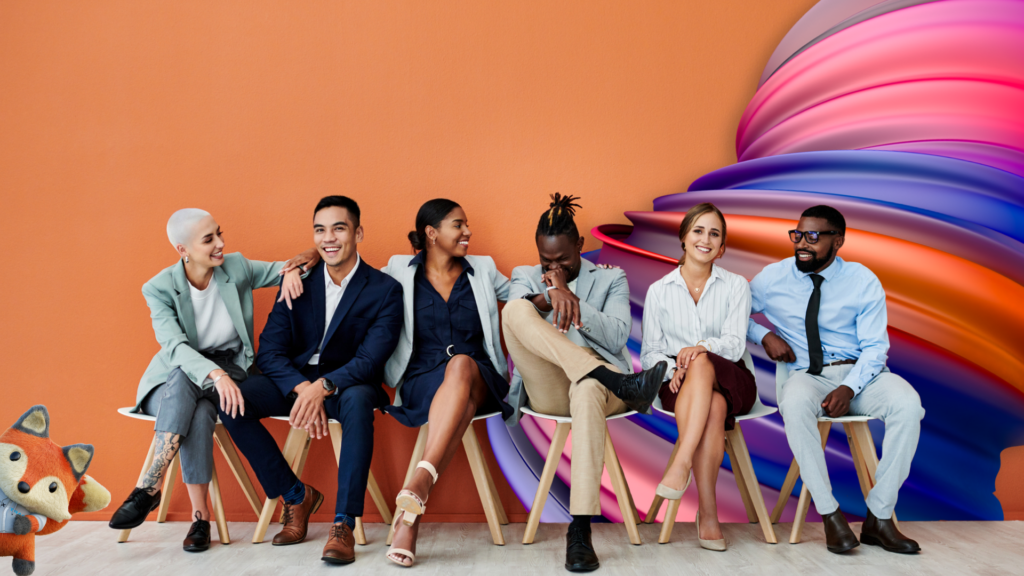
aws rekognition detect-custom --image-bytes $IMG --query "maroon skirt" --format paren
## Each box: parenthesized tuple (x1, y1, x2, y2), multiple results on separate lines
(658, 352, 757, 431)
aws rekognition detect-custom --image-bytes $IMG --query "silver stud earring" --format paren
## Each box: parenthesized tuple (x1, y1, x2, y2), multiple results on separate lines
(185, 256, 189, 264)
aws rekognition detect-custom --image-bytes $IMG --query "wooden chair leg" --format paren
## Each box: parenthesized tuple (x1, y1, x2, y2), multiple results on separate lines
(214, 424, 262, 517)
(118, 436, 158, 543)
(728, 425, 778, 544)
(523, 422, 571, 545)
(790, 421, 832, 544)
(463, 424, 506, 545)
(850, 422, 900, 530)
(280, 433, 312, 524)
(388, 425, 430, 546)
(210, 465, 230, 544)
(844, 423, 874, 501)
(477, 427, 509, 526)
(253, 427, 306, 543)
(156, 453, 180, 523)
(367, 472, 393, 525)
(771, 458, 801, 524)
(604, 430, 641, 545)
(644, 440, 680, 524)
(658, 499, 681, 544)
(725, 435, 758, 523)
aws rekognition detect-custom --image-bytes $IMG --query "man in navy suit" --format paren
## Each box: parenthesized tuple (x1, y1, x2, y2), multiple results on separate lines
(220, 196, 403, 565)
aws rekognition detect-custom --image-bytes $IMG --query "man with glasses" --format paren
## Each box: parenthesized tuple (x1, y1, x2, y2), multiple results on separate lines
(747, 205, 924, 555)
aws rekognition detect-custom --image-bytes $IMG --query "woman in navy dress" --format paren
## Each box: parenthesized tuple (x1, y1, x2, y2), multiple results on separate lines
(381, 198, 511, 567)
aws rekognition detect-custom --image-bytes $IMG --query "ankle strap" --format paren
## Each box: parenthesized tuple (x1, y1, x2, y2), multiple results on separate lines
(416, 461, 438, 484)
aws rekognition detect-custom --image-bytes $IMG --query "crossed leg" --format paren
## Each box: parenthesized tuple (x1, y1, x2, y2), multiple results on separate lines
(389, 355, 490, 566)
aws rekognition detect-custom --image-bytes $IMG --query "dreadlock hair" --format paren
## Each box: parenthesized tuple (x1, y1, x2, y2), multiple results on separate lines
(535, 193, 582, 242)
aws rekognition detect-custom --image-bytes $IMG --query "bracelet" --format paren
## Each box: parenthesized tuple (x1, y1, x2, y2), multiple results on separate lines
(545, 285, 559, 292)
(696, 340, 710, 351)
(212, 373, 228, 385)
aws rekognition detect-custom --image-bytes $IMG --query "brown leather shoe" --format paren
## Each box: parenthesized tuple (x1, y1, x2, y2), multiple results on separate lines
(821, 508, 859, 554)
(272, 484, 324, 546)
(322, 523, 356, 565)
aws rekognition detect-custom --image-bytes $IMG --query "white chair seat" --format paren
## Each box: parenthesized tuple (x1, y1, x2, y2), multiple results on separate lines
(520, 406, 637, 423)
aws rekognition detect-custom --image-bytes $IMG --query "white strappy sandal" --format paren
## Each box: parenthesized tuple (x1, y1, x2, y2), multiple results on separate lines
(395, 461, 438, 526)
(387, 547, 416, 567)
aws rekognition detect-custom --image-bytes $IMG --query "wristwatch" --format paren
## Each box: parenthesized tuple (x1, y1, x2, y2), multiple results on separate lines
(320, 377, 337, 396)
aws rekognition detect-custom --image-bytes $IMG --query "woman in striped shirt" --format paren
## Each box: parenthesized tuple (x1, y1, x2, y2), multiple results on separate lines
(640, 202, 755, 550)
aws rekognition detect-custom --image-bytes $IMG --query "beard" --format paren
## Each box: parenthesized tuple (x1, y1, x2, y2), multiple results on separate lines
(795, 244, 836, 273)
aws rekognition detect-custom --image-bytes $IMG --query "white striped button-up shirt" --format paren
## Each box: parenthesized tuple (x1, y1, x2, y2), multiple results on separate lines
(641, 264, 752, 381)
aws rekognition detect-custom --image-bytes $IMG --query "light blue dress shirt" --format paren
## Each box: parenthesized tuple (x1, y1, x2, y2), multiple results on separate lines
(746, 256, 888, 395)
(0, 485, 46, 534)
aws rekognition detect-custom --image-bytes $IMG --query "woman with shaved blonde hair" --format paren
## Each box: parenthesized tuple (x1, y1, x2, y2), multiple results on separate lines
(108, 208, 317, 552)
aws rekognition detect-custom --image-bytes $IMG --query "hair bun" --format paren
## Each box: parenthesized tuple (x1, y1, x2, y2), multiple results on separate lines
(408, 230, 423, 251)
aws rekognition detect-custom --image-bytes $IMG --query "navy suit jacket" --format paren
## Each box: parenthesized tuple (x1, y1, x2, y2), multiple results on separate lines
(256, 260, 404, 403)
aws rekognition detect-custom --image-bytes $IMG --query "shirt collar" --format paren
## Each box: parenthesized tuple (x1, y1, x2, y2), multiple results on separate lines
(409, 251, 474, 275)
(325, 253, 360, 290)
(670, 263, 723, 288)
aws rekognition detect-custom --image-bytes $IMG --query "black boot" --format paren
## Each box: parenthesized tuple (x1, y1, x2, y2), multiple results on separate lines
(183, 511, 212, 552)
(108, 487, 162, 530)
(565, 521, 600, 572)
(860, 509, 920, 554)
(587, 361, 667, 414)
(821, 508, 860, 554)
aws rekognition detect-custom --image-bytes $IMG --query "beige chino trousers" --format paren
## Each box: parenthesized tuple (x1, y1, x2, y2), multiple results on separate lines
(502, 299, 629, 515)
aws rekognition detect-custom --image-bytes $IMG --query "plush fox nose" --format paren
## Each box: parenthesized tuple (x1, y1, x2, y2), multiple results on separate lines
(18, 481, 30, 494)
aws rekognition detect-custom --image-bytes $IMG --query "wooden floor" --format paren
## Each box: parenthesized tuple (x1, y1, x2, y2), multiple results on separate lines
(29, 521, 1024, 575)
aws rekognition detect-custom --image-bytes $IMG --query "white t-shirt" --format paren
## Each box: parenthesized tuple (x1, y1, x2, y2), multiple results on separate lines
(189, 275, 242, 355)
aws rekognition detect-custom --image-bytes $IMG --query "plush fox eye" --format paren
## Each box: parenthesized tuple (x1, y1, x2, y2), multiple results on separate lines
(49, 482, 58, 493)
(9, 452, 19, 461)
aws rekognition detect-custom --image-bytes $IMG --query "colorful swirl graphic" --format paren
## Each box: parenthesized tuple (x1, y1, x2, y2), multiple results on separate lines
(488, 0, 1024, 522)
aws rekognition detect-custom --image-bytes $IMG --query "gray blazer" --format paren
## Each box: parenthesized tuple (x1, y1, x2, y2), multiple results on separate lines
(506, 258, 633, 424)
(134, 253, 286, 411)
(382, 254, 511, 406)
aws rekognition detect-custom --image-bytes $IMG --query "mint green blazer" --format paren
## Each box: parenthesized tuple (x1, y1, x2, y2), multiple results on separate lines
(133, 253, 286, 411)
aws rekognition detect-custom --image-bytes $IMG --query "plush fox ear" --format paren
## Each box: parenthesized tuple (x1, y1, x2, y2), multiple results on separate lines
(62, 444, 94, 482)
(13, 405, 50, 438)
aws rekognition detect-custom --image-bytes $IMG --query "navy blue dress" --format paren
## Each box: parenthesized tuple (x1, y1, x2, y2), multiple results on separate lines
(385, 253, 511, 428)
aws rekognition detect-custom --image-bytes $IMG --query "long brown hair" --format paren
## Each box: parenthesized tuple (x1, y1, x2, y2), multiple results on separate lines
(678, 202, 726, 265)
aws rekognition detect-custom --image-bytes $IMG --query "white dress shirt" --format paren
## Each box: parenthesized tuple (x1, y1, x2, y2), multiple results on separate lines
(309, 254, 360, 365)
(641, 264, 752, 381)
(189, 275, 243, 354)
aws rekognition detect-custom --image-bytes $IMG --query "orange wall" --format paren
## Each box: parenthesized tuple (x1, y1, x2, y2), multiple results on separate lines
(4, 0, 1019, 522)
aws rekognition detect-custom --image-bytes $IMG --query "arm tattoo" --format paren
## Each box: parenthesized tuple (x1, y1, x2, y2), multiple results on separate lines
(141, 431, 182, 491)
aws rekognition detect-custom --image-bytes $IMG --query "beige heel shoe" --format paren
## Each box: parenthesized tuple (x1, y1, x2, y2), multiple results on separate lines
(395, 461, 438, 526)
(655, 470, 692, 500)
(695, 511, 727, 551)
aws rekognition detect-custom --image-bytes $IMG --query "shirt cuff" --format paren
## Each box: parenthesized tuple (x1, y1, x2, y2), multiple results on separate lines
(748, 322, 771, 346)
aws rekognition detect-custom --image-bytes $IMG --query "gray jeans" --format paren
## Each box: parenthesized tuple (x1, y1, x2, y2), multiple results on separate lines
(141, 351, 246, 484)
(778, 365, 925, 519)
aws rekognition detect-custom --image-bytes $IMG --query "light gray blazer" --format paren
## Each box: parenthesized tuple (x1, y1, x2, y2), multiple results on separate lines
(505, 258, 634, 424)
(134, 253, 286, 411)
(382, 254, 511, 406)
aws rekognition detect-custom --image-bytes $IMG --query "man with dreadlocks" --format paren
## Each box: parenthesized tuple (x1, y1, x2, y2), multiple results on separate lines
(503, 194, 667, 572)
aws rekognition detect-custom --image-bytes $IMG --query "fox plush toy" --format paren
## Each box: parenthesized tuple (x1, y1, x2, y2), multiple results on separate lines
(0, 406, 110, 575)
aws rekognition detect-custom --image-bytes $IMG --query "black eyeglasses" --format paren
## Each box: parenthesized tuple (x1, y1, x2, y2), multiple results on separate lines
(788, 230, 840, 244)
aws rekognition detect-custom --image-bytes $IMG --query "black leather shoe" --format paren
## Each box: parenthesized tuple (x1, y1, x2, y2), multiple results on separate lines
(821, 508, 860, 554)
(860, 510, 920, 554)
(108, 487, 161, 530)
(610, 361, 668, 414)
(183, 512, 212, 552)
(565, 524, 600, 572)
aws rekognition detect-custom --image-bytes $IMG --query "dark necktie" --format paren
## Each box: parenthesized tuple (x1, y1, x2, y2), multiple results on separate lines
(805, 274, 825, 375)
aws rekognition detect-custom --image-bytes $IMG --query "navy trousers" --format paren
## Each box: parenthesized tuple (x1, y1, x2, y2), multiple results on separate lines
(219, 373, 377, 518)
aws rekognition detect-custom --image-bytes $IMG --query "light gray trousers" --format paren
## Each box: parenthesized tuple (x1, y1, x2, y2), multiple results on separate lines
(777, 365, 925, 518)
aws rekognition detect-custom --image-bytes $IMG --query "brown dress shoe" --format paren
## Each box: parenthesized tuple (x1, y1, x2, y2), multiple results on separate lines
(322, 523, 356, 565)
(272, 484, 324, 546)
(821, 508, 860, 554)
